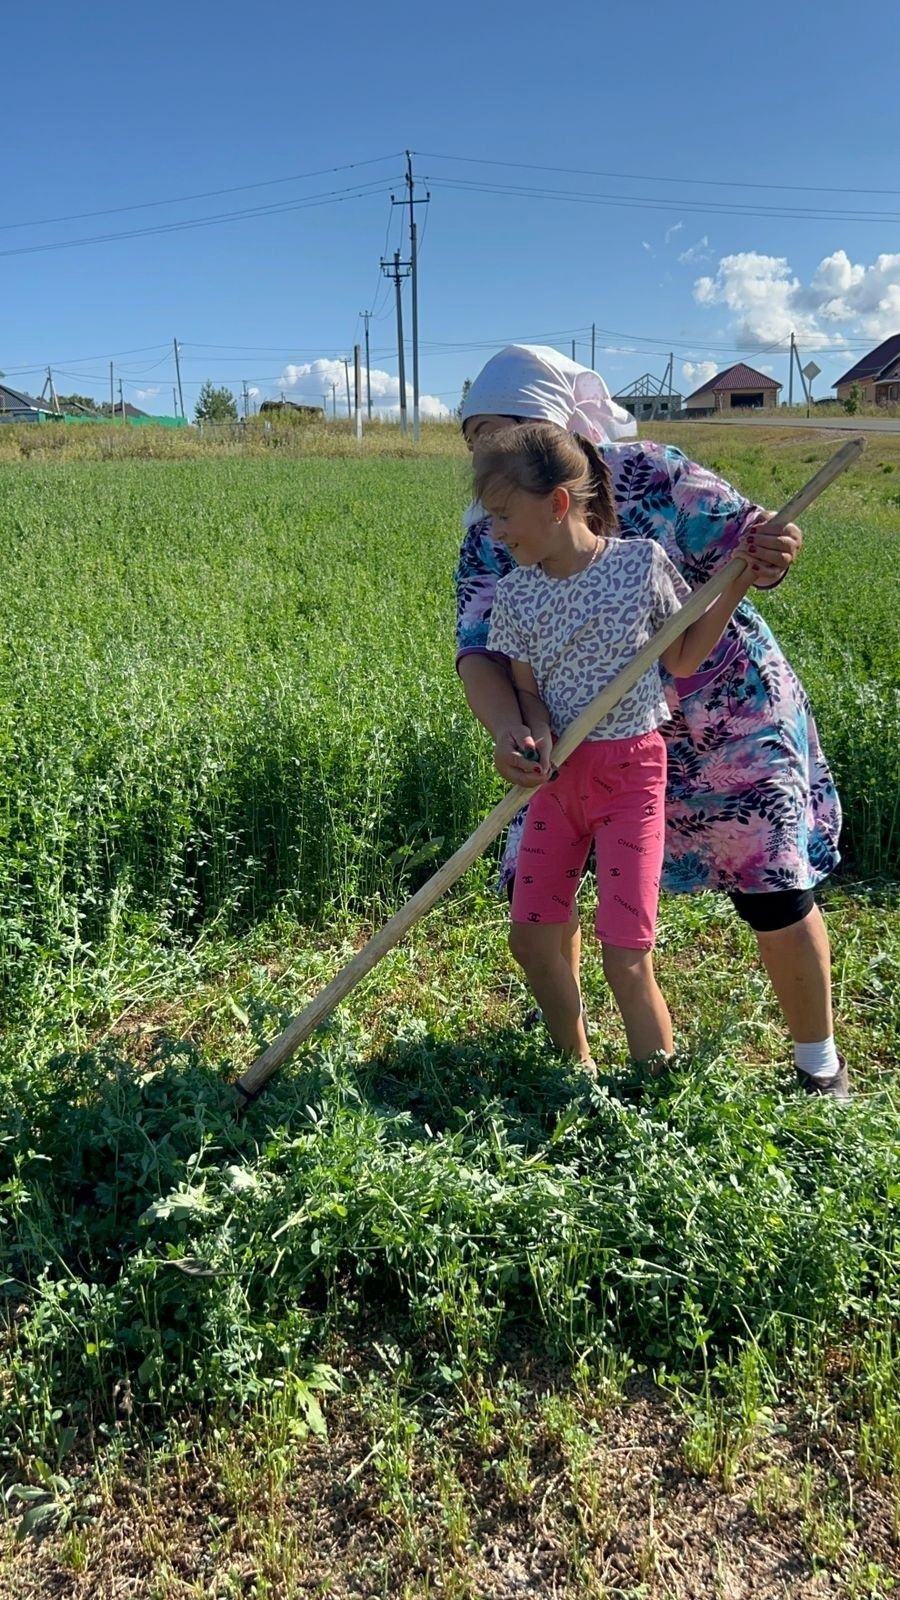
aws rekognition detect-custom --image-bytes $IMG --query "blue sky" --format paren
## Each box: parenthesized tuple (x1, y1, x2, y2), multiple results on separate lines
(4, 0, 899, 417)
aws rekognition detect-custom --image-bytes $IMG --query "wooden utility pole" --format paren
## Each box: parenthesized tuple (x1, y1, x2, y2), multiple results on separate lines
(391, 154, 428, 440)
(173, 338, 185, 420)
(110, 362, 115, 414)
(343, 357, 351, 418)
(118, 379, 126, 421)
(331, 382, 337, 419)
(381, 249, 410, 432)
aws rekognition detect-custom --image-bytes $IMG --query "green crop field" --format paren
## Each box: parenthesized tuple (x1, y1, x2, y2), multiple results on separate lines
(2, 424, 899, 1597)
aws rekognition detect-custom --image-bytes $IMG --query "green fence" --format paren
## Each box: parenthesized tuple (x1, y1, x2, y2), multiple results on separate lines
(61, 413, 188, 428)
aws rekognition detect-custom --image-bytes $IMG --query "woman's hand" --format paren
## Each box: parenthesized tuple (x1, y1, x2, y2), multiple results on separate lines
(744, 513, 802, 587)
(493, 723, 553, 786)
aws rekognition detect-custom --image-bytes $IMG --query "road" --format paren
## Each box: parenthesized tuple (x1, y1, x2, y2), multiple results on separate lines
(680, 414, 900, 435)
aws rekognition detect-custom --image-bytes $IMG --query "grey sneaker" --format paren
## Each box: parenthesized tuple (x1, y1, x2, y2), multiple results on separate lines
(796, 1054, 851, 1103)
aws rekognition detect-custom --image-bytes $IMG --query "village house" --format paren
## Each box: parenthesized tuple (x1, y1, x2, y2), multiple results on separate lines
(684, 363, 781, 416)
(832, 335, 900, 406)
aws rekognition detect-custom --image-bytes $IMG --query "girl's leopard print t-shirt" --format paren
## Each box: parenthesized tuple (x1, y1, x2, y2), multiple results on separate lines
(487, 537, 690, 741)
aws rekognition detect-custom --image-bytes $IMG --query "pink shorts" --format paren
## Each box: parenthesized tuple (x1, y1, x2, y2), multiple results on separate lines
(510, 731, 667, 951)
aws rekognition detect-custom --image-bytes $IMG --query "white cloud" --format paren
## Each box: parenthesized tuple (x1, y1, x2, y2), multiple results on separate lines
(802, 249, 900, 339)
(664, 221, 684, 245)
(693, 248, 900, 348)
(642, 240, 653, 253)
(134, 386, 160, 402)
(678, 235, 710, 265)
(248, 386, 260, 399)
(681, 360, 718, 390)
(274, 357, 450, 419)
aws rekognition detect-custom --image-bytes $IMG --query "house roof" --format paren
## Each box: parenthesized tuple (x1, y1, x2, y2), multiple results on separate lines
(0, 383, 56, 413)
(686, 363, 781, 401)
(613, 372, 682, 401)
(833, 334, 900, 389)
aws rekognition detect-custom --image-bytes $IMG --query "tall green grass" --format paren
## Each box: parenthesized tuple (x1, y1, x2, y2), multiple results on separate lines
(0, 448, 896, 1030)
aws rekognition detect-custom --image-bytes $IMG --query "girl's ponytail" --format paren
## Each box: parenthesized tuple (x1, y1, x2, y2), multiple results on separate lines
(572, 435, 618, 536)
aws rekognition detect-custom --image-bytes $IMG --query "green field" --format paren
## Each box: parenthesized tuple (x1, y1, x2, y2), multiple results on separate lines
(2, 425, 899, 1597)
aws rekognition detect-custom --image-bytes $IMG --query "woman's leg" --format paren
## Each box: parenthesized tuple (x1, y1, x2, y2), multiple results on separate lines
(730, 890, 833, 1042)
(753, 905, 833, 1043)
(601, 946, 674, 1062)
(730, 890, 847, 1096)
(509, 922, 591, 1063)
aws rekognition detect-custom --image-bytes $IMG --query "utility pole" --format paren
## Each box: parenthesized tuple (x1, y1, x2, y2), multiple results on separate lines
(343, 357, 351, 418)
(45, 366, 60, 413)
(791, 336, 809, 409)
(360, 310, 372, 419)
(381, 248, 410, 433)
(354, 343, 362, 440)
(173, 338, 185, 420)
(571, 340, 576, 361)
(331, 382, 337, 420)
(392, 153, 429, 441)
(789, 332, 794, 407)
(110, 361, 115, 414)
(241, 380, 250, 421)
(119, 379, 126, 422)
(323, 392, 329, 420)
(591, 323, 596, 370)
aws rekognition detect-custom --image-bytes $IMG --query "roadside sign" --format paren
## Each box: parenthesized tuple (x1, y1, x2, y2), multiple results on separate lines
(802, 361, 821, 380)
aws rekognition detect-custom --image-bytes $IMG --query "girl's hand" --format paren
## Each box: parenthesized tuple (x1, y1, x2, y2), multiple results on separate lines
(494, 724, 552, 786)
(743, 513, 802, 587)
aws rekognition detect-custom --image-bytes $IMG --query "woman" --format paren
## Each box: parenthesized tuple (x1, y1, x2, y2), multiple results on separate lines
(456, 345, 848, 1100)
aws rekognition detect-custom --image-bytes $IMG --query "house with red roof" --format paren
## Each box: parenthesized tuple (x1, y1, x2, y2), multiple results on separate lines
(684, 363, 782, 416)
(832, 335, 900, 407)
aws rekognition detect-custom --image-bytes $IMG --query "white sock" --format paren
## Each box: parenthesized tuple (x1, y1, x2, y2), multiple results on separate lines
(794, 1038, 840, 1081)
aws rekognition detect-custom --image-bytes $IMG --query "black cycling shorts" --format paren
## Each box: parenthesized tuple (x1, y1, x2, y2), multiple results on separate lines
(728, 888, 815, 932)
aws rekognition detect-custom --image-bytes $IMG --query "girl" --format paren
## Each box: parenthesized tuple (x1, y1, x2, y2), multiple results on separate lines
(476, 422, 767, 1074)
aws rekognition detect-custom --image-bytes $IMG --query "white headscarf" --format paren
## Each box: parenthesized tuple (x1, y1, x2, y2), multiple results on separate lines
(460, 343, 637, 444)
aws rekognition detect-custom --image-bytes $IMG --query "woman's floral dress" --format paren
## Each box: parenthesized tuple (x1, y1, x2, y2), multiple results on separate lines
(455, 441, 841, 895)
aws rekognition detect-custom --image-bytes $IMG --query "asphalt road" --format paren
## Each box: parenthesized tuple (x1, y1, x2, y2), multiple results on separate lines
(681, 414, 900, 434)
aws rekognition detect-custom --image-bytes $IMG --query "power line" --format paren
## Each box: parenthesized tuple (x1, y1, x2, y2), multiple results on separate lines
(1, 342, 171, 375)
(422, 173, 900, 226)
(0, 152, 404, 234)
(0, 177, 401, 260)
(416, 147, 900, 201)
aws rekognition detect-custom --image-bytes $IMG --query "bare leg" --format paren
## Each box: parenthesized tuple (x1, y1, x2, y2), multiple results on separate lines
(601, 945, 674, 1062)
(754, 905, 833, 1043)
(509, 922, 591, 1062)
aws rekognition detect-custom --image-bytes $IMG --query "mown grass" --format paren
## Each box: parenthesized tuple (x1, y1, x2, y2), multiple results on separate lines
(0, 424, 898, 1594)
